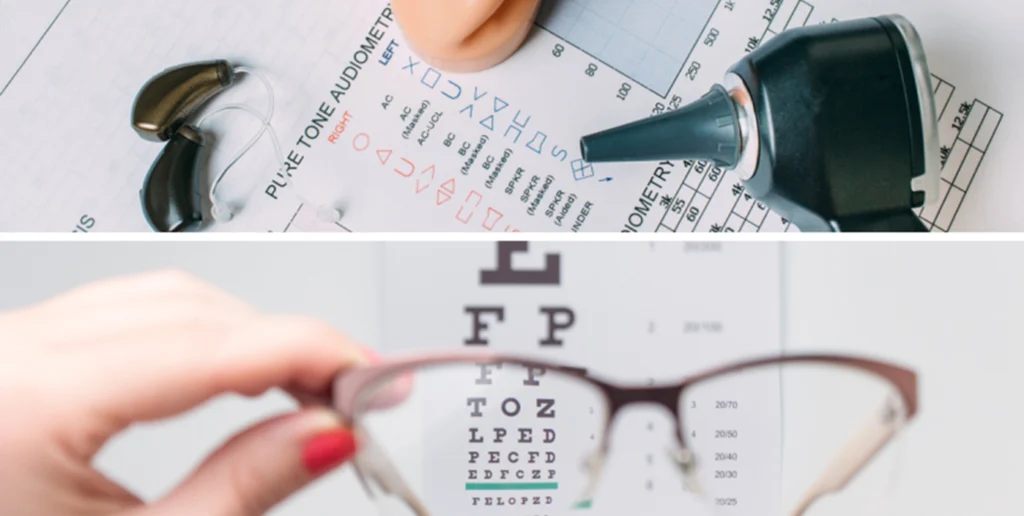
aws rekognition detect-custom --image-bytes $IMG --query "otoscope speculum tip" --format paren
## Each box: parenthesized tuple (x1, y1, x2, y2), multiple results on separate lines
(578, 84, 742, 168)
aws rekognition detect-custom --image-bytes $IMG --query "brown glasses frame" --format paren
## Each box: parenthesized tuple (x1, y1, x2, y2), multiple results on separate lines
(335, 351, 917, 427)
(332, 352, 918, 515)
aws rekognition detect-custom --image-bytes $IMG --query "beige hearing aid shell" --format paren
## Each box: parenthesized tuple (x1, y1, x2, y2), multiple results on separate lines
(392, 0, 541, 73)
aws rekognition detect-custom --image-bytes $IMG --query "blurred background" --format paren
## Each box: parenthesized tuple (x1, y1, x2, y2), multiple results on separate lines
(0, 241, 1019, 515)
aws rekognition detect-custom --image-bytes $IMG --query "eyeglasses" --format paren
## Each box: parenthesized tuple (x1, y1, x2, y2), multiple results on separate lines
(333, 353, 918, 515)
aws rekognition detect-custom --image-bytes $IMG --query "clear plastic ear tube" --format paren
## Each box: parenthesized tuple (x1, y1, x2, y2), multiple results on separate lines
(199, 66, 342, 225)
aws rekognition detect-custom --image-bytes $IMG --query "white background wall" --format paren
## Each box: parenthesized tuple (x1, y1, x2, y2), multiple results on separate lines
(0, 241, 1020, 515)
(783, 243, 1023, 515)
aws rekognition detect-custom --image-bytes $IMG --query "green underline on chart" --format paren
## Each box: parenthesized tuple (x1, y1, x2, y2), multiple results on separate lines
(465, 483, 559, 491)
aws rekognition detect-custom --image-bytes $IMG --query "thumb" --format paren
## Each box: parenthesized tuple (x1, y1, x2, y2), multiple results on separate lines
(146, 409, 357, 516)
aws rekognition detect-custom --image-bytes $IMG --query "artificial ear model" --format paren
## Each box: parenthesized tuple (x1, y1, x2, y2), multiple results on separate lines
(131, 60, 342, 232)
(392, 0, 541, 73)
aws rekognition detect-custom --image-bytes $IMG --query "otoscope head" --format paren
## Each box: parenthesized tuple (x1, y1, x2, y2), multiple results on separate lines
(578, 15, 941, 233)
(580, 85, 743, 168)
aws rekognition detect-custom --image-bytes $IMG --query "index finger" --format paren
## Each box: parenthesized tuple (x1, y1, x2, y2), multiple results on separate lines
(67, 314, 371, 434)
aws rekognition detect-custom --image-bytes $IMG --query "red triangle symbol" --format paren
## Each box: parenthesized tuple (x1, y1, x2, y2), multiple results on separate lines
(436, 178, 456, 206)
(441, 178, 456, 195)
(437, 189, 452, 206)
(376, 149, 392, 164)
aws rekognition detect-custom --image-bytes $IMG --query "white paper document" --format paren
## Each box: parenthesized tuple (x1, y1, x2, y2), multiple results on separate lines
(379, 242, 783, 514)
(0, 0, 1016, 232)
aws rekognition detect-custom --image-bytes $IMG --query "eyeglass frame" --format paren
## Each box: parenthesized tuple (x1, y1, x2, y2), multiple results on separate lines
(333, 352, 918, 516)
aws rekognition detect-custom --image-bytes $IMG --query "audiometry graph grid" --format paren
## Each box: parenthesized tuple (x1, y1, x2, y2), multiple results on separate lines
(535, 0, 720, 97)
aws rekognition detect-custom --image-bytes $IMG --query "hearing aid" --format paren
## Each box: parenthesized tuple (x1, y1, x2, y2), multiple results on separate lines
(131, 60, 343, 233)
(133, 60, 236, 143)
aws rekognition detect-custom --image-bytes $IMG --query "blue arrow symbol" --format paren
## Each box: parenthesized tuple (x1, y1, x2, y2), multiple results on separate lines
(599, 177, 613, 183)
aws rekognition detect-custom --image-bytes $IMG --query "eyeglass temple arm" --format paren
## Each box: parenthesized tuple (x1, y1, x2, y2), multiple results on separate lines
(356, 434, 432, 516)
(790, 400, 903, 516)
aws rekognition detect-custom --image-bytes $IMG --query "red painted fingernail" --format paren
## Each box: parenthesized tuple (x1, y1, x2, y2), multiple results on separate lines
(302, 430, 357, 476)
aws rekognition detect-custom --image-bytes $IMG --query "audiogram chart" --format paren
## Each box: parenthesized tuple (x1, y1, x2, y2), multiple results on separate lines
(535, 0, 720, 97)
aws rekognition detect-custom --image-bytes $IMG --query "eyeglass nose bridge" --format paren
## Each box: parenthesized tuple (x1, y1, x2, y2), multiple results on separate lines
(593, 383, 708, 503)
(601, 383, 688, 444)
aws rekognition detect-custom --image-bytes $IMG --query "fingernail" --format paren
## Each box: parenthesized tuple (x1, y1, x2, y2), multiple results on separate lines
(302, 429, 357, 476)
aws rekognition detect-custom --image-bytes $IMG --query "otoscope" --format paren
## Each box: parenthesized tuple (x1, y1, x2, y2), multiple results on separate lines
(580, 15, 942, 233)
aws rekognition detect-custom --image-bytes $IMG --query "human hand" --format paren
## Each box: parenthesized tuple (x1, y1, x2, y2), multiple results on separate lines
(0, 270, 372, 516)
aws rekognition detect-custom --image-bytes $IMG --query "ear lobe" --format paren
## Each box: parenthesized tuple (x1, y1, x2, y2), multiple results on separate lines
(428, 0, 507, 46)
(392, 0, 540, 73)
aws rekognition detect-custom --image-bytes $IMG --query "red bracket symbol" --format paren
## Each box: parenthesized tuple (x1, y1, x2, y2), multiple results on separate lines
(456, 191, 483, 224)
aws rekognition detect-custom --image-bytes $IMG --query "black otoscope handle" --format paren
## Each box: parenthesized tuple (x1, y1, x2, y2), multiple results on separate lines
(730, 16, 934, 232)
